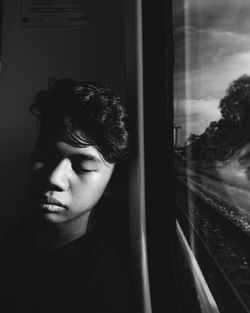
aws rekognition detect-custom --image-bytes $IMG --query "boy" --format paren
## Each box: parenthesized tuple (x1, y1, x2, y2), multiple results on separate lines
(0, 78, 133, 313)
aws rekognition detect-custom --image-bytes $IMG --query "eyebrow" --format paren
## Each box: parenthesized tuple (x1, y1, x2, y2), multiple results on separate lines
(71, 153, 102, 164)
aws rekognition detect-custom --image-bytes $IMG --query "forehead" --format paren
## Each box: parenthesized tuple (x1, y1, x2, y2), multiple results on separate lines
(57, 141, 102, 161)
(35, 139, 112, 166)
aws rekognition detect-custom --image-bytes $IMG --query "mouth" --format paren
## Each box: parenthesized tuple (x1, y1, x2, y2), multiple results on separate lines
(38, 196, 66, 212)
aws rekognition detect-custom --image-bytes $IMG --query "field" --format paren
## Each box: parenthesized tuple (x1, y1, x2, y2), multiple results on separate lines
(175, 159, 250, 233)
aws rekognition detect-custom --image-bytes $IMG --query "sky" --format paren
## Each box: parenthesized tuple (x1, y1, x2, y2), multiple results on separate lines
(173, 0, 250, 146)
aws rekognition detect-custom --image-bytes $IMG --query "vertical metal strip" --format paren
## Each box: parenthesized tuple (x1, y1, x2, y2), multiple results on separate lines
(176, 220, 220, 313)
(135, 0, 152, 312)
(125, 0, 152, 311)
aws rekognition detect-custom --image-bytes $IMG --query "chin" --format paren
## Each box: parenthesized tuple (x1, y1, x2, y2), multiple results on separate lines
(38, 211, 67, 224)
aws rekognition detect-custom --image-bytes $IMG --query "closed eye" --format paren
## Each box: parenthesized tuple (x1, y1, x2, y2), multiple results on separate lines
(71, 162, 96, 174)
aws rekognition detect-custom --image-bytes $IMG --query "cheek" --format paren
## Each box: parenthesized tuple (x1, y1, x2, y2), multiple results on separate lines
(27, 161, 42, 182)
(72, 174, 112, 204)
(27, 167, 42, 191)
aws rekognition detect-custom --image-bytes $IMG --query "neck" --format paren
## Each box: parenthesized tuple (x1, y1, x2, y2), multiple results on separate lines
(35, 211, 92, 252)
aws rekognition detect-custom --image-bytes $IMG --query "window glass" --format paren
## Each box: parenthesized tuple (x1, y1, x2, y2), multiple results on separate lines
(173, 1, 250, 312)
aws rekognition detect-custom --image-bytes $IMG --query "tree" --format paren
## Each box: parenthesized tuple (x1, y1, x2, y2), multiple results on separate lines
(186, 133, 200, 145)
(219, 74, 250, 131)
(186, 74, 250, 162)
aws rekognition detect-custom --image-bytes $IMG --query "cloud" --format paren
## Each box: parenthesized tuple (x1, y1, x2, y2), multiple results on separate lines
(174, 26, 250, 73)
(173, 0, 250, 144)
(173, 0, 250, 34)
(174, 51, 250, 145)
(175, 51, 250, 100)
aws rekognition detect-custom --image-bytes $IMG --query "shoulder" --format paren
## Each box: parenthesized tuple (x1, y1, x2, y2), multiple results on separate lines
(74, 229, 130, 279)
(57, 230, 135, 313)
(83, 234, 134, 313)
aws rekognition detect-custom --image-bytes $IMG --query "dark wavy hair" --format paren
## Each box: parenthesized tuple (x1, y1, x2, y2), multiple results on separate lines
(29, 78, 129, 163)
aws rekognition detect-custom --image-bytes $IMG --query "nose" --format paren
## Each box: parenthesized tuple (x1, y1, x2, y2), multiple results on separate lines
(48, 158, 70, 191)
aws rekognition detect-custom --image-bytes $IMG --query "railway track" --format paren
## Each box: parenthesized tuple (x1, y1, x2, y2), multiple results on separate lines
(176, 177, 250, 313)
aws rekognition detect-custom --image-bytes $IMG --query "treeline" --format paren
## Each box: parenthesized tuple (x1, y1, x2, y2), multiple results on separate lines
(187, 74, 250, 162)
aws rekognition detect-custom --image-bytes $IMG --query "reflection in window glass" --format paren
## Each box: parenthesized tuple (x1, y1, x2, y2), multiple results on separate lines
(173, 1, 250, 312)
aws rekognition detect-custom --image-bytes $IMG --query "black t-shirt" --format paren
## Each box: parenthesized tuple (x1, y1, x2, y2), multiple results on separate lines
(0, 217, 133, 313)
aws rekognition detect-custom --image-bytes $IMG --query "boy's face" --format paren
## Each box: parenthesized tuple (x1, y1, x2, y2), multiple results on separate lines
(28, 138, 115, 224)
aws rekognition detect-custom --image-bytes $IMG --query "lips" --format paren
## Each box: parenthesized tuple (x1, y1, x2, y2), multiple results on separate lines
(38, 195, 66, 211)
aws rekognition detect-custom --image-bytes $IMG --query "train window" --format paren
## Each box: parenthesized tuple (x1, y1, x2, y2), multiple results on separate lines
(174, 1, 250, 312)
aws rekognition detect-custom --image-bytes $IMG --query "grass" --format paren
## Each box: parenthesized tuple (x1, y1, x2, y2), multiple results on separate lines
(175, 159, 250, 227)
